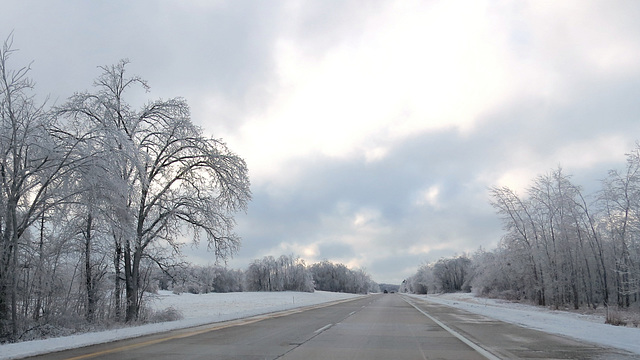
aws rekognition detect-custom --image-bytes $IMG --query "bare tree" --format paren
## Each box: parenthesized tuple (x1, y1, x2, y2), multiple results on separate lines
(488, 168, 609, 308)
(309, 260, 372, 294)
(60, 61, 251, 321)
(244, 255, 313, 293)
(0, 36, 80, 340)
(600, 148, 640, 308)
(490, 186, 545, 304)
(405, 155, 640, 312)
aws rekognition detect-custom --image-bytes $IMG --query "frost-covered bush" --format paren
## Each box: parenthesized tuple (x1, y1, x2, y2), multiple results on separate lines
(19, 324, 76, 342)
(148, 307, 183, 323)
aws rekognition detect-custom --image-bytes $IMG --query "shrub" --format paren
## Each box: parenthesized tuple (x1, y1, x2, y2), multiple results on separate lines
(148, 307, 183, 323)
(605, 308, 627, 326)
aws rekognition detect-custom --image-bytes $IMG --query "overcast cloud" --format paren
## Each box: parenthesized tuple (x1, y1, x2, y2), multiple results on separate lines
(2, 1, 640, 283)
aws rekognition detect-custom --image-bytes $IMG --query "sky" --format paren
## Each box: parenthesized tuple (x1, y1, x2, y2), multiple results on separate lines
(2, 1, 640, 284)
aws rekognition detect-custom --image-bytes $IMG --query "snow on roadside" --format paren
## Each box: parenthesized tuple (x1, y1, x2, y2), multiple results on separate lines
(0, 291, 362, 360)
(406, 292, 640, 355)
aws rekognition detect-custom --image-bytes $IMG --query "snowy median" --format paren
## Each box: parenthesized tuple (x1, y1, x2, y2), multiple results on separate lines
(406, 292, 640, 355)
(0, 291, 363, 360)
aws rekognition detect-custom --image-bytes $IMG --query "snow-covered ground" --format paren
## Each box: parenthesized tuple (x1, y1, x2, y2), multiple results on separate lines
(0, 291, 361, 360)
(406, 292, 640, 355)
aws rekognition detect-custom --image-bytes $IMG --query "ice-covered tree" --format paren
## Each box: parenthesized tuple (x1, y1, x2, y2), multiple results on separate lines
(244, 255, 314, 292)
(0, 36, 82, 339)
(60, 61, 251, 321)
(599, 149, 640, 308)
(309, 260, 373, 294)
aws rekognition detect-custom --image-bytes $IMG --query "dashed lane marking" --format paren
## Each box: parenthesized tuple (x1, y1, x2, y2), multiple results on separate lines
(314, 324, 333, 333)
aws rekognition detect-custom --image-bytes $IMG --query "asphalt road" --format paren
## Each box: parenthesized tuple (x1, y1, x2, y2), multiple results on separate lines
(405, 295, 637, 360)
(22, 294, 637, 360)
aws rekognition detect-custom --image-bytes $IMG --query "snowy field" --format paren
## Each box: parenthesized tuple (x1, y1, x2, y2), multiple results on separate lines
(406, 293, 640, 355)
(0, 291, 361, 360)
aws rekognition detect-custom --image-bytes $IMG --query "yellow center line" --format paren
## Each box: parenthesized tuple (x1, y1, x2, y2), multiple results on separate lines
(64, 317, 263, 360)
(64, 296, 365, 360)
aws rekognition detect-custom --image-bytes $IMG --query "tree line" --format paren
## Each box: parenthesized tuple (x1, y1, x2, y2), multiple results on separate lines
(402, 153, 640, 313)
(400, 256, 472, 294)
(0, 38, 251, 342)
(158, 255, 377, 296)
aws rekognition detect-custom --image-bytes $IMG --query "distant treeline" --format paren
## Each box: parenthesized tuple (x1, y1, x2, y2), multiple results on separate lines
(378, 284, 400, 293)
(160, 255, 378, 296)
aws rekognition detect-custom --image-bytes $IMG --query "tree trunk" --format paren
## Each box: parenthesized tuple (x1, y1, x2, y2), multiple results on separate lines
(0, 223, 12, 337)
(32, 210, 46, 321)
(11, 228, 18, 340)
(124, 239, 136, 322)
(113, 235, 122, 322)
(84, 213, 96, 322)
(124, 240, 142, 322)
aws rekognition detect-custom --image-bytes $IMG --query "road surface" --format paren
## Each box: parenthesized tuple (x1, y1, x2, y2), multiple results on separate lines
(22, 294, 636, 359)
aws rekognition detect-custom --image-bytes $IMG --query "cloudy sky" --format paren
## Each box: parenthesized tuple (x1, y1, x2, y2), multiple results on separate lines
(2, 1, 640, 284)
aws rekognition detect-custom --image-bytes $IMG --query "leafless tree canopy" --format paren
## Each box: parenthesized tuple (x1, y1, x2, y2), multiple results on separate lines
(403, 164, 640, 315)
(0, 39, 250, 341)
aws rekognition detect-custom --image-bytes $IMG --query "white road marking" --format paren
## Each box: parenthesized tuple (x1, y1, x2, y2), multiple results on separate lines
(314, 323, 333, 333)
(403, 297, 501, 360)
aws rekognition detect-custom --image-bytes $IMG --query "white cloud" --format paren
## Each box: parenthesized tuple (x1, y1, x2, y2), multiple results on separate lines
(227, 1, 640, 189)
(408, 243, 450, 256)
(353, 208, 381, 227)
(553, 135, 632, 169)
(205, 0, 640, 192)
(486, 135, 634, 193)
(526, 1, 640, 77)
(415, 185, 441, 208)
(230, 0, 519, 185)
(364, 146, 389, 163)
(275, 242, 320, 260)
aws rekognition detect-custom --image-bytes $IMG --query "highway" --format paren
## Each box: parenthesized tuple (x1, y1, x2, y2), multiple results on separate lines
(23, 294, 636, 359)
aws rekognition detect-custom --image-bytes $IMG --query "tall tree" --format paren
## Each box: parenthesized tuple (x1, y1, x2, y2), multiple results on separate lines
(490, 186, 545, 305)
(0, 37, 79, 339)
(600, 148, 640, 308)
(60, 61, 251, 321)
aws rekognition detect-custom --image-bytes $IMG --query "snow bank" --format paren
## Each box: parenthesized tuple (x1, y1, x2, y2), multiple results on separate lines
(0, 291, 361, 360)
(407, 293, 640, 355)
